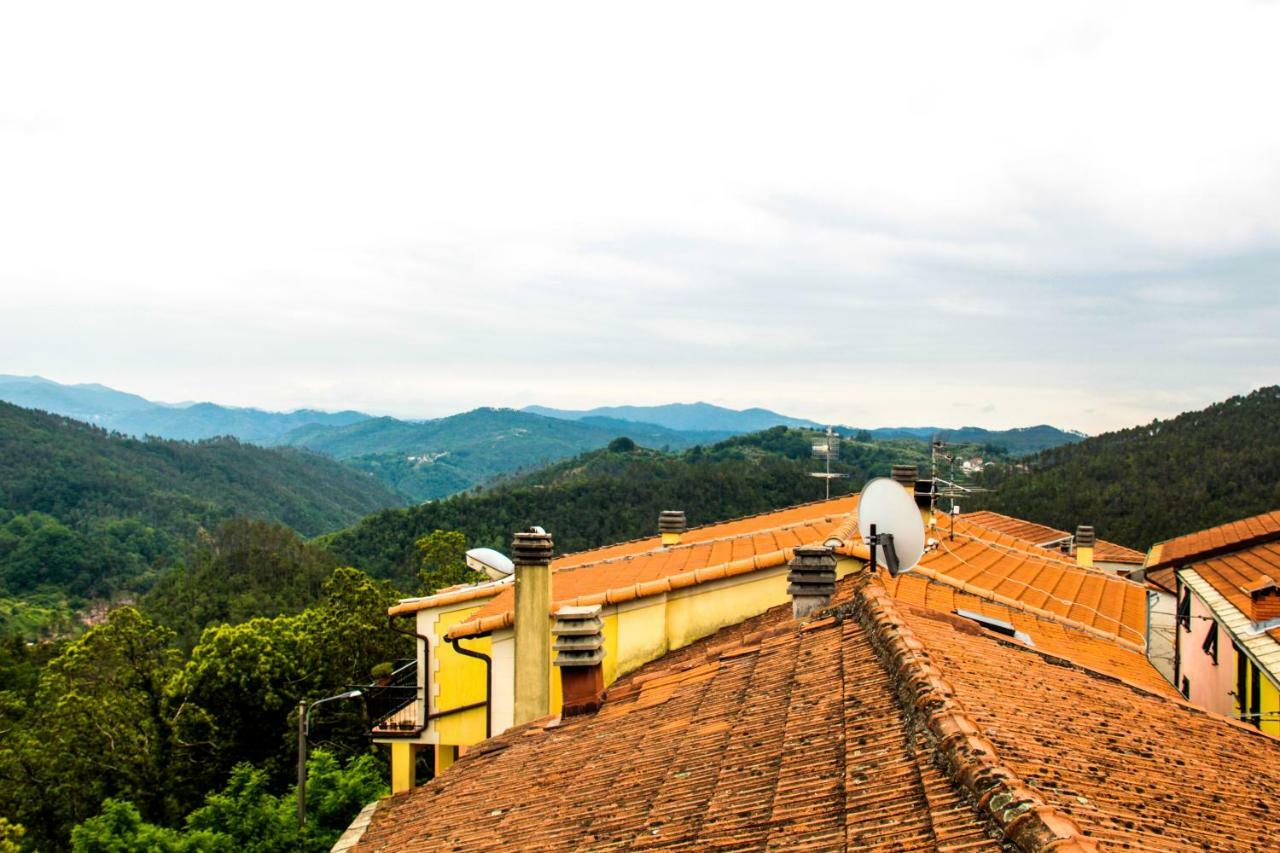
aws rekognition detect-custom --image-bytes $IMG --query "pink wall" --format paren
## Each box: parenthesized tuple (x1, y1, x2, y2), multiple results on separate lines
(1178, 587, 1236, 716)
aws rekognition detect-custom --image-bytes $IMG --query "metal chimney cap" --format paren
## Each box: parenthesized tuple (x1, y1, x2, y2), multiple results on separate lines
(512, 527, 554, 565)
(659, 510, 687, 533)
(1075, 525, 1096, 547)
(890, 464, 919, 485)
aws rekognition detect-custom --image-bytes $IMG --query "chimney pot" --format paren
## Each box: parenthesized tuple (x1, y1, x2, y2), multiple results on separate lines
(512, 528, 554, 565)
(553, 605, 606, 717)
(659, 510, 687, 546)
(891, 465, 918, 487)
(1074, 525, 1095, 568)
(787, 545, 837, 619)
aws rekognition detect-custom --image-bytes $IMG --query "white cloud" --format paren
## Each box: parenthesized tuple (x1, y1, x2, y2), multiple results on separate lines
(1, 1, 1278, 432)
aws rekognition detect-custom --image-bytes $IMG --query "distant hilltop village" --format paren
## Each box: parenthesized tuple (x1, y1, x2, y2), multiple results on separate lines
(334, 465, 1280, 851)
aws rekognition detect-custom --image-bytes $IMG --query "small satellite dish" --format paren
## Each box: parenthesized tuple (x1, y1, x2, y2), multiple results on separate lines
(466, 547, 515, 580)
(857, 477, 926, 575)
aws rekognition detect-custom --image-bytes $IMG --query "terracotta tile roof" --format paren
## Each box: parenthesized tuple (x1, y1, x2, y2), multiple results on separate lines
(881, 571, 1175, 696)
(909, 519, 1151, 651)
(960, 510, 1145, 565)
(1146, 509, 1280, 571)
(444, 496, 858, 638)
(355, 573, 1280, 851)
(1185, 540, 1280, 622)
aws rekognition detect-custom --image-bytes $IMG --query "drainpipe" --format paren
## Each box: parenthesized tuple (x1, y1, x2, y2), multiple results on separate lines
(388, 612, 431, 719)
(449, 635, 492, 739)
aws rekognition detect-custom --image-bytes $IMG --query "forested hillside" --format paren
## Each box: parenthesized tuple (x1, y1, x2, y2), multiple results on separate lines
(282, 408, 711, 501)
(0, 402, 404, 603)
(323, 426, 971, 587)
(975, 386, 1280, 548)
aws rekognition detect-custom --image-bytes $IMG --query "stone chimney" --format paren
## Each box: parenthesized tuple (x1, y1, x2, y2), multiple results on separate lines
(659, 510, 686, 547)
(512, 526, 553, 725)
(552, 604, 606, 717)
(787, 545, 837, 618)
(1074, 525, 1095, 569)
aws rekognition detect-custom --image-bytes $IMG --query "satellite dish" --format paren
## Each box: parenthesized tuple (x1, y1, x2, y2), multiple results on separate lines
(466, 547, 515, 580)
(857, 477, 926, 575)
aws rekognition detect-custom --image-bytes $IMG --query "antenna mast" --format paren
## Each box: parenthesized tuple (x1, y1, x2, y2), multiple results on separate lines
(809, 426, 845, 499)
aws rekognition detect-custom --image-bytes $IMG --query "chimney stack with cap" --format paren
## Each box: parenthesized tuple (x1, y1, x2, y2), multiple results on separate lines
(787, 545, 837, 618)
(1075, 525, 1095, 569)
(890, 464, 933, 527)
(512, 527, 554, 725)
(552, 604, 606, 717)
(659, 510, 686, 546)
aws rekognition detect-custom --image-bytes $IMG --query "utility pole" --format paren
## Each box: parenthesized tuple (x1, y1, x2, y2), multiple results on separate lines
(296, 700, 307, 829)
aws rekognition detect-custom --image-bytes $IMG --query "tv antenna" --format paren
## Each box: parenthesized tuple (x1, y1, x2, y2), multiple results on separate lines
(809, 426, 846, 499)
(857, 476, 926, 576)
(930, 438, 989, 518)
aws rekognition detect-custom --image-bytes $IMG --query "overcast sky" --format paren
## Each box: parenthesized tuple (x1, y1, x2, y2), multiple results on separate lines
(2, 2, 1277, 433)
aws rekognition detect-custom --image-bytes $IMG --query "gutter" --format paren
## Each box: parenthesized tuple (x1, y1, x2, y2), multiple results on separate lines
(448, 634, 493, 739)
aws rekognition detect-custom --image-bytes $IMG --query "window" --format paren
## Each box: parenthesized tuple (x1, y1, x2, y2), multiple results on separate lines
(1201, 620, 1219, 664)
(1177, 587, 1191, 631)
(1181, 676, 1191, 699)
(953, 609, 1035, 646)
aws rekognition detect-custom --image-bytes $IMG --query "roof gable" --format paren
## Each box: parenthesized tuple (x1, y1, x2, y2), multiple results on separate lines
(1147, 509, 1280, 571)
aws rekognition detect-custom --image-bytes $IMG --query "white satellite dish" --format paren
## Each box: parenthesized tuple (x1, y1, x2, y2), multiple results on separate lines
(857, 477, 926, 575)
(466, 547, 515, 580)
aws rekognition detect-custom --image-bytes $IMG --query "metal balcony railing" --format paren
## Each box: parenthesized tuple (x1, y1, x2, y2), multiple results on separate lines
(362, 658, 421, 734)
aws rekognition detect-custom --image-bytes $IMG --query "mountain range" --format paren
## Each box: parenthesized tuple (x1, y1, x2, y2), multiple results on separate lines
(0, 376, 1085, 501)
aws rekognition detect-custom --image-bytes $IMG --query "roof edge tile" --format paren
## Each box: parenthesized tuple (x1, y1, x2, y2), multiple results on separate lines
(849, 578, 1101, 852)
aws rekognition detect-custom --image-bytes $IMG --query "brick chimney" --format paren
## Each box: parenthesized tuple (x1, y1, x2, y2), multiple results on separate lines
(1075, 525, 1095, 569)
(659, 510, 686, 547)
(787, 545, 837, 618)
(512, 527, 553, 725)
(552, 604, 606, 717)
(1245, 576, 1280, 622)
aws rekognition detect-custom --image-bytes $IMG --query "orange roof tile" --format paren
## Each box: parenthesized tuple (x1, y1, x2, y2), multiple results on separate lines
(444, 496, 858, 638)
(1146, 509, 1280, 570)
(881, 571, 1175, 695)
(354, 574, 1279, 851)
(960, 509, 1145, 564)
(1186, 539, 1280, 623)
(910, 519, 1150, 650)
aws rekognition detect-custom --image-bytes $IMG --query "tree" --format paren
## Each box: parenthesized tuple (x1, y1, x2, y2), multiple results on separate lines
(607, 436, 636, 453)
(70, 751, 384, 853)
(414, 530, 481, 595)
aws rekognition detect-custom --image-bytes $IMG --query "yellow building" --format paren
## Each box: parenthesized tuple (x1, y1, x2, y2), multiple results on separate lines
(372, 496, 864, 791)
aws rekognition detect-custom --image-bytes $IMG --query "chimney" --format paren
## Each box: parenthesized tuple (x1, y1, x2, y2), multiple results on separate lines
(552, 604, 606, 717)
(659, 510, 686, 547)
(890, 464, 918, 490)
(787, 545, 836, 618)
(1074, 525, 1095, 568)
(891, 464, 931, 527)
(1245, 576, 1280, 622)
(512, 526, 553, 725)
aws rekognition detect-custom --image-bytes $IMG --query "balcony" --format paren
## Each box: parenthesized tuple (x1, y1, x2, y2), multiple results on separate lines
(363, 659, 423, 738)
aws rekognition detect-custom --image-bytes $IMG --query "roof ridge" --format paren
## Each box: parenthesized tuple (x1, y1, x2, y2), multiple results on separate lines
(552, 495, 857, 563)
(845, 578, 1101, 852)
(1147, 509, 1280, 571)
(554, 514, 852, 575)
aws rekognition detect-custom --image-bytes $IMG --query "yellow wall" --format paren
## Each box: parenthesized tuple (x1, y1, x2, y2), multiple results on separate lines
(410, 555, 865, 756)
(431, 605, 492, 745)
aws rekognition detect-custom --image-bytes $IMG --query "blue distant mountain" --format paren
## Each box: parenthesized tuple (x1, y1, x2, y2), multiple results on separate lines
(0, 375, 370, 444)
(523, 402, 823, 433)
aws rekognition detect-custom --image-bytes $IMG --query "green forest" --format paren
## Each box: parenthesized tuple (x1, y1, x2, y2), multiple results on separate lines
(973, 385, 1280, 548)
(322, 426, 960, 588)
(0, 402, 404, 633)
